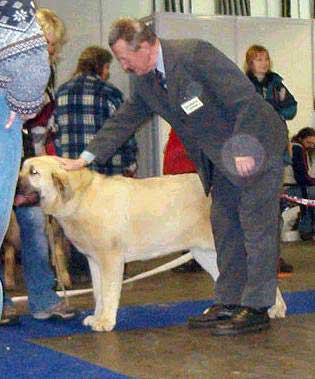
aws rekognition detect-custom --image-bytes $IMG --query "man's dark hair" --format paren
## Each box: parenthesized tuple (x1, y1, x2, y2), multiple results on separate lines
(108, 17, 157, 51)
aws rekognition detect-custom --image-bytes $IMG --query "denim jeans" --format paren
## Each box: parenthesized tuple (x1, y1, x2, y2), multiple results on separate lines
(0, 94, 22, 308)
(284, 185, 315, 234)
(15, 206, 60, 313)
(0, 95, 22, 246)
(299, 186, 315, 235)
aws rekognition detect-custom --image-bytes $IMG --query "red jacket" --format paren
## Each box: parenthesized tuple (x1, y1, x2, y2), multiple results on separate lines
(163, 129, 197, 175)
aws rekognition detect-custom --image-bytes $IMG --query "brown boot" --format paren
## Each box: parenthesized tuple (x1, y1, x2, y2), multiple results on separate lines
(0, 304, 20, 326)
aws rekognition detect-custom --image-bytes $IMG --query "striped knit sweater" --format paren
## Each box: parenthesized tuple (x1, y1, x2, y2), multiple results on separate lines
(0, 0, 50, 114)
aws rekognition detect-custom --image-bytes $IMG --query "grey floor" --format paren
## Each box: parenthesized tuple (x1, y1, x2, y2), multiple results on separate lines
(8, 240, 315, 378)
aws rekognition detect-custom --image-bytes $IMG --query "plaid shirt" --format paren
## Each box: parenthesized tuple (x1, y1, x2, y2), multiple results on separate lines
(55, 74, 138, 175)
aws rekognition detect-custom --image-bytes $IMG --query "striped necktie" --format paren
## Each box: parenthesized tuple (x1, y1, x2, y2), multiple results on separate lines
(154, 69, 167, 90)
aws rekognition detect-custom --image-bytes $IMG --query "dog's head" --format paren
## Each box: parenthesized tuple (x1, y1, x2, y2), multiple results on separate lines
(17, 156, 75, 214)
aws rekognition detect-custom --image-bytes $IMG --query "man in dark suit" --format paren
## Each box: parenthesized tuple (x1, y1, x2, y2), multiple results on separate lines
(58, 17, 287, 336)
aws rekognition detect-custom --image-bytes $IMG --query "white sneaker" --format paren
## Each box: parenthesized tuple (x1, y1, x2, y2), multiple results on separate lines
(33, 301, 77, 320)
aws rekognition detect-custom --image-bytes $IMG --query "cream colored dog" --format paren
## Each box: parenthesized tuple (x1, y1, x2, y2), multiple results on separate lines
(18, 156, 286, 332)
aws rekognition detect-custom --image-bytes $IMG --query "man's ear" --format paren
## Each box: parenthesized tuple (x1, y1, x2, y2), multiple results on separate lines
(51, 171, 74, 202)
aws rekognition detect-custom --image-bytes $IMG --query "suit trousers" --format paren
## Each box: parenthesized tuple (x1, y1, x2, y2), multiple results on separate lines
(211, 161, 283, 309)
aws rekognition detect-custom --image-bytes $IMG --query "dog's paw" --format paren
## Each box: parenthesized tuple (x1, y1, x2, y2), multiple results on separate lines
(268, 304, 287, 319)
(83, 315, 116, 331)
(83, 315, 97, 326)
(91, 318, 116, 332)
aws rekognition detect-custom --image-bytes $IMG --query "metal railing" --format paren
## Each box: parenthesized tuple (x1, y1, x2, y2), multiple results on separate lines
(216, 0, 250, 16)
(152, 0, 315, 18)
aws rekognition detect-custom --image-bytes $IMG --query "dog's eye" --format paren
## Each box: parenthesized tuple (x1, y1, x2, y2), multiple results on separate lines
(30, 167, 39, 175)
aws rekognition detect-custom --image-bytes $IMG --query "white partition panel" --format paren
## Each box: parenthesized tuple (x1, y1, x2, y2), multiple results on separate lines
(236, 17, 313, 136)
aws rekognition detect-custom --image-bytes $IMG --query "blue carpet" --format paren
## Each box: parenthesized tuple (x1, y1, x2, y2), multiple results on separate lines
(0, 341, 129, 379)
(1, 290, 315, 378)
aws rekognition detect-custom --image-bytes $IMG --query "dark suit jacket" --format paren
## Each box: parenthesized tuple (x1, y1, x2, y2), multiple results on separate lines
(86, 39, 287, 195)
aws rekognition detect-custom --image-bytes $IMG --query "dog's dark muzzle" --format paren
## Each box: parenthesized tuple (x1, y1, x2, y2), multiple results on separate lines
(14, 177, 40, 207)
(14, 192, 40, 207)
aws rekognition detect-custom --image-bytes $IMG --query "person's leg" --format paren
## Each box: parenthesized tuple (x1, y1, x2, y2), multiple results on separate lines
(15, 206, 77, 320)
(188, 171, 247, 329)
(238, 163, 283, 310)
(0, 278, 3, 318)
(0, 95, 22, 324)
(210, 161, 283, 336)
(211, 171, 248, 306)
(15, 206, 60, 313)
(305, 186, 315, 236)
(0, 97, 22, 247)
(298, 206, 313, 240)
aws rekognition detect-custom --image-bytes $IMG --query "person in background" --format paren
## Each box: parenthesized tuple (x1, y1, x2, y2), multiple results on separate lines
(245, 44, 297, 276)
(56, 18, 288, 336)
(54, 45, 138, 281)
(0, 0, 50, 325)
(290, 127, 315, 240)
(2, 7, 76, 326)
(244, 45, 297, 124)
(163, 128, 203, 273)
(25, 7, 67, 155)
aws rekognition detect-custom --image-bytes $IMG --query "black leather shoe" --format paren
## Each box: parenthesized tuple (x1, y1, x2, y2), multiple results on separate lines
(211, 306, 270, 336)
(188, 304, 241, 329)
(277, 257, 293, 274)
(172, 259, 203, 273)
(300, 231, 313, 241)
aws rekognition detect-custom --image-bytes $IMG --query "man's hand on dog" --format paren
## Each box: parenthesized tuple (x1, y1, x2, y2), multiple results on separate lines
(54, 156, 87, 170)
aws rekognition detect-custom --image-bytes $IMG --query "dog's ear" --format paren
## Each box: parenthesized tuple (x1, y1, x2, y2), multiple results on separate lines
(51, 171, 74, 203)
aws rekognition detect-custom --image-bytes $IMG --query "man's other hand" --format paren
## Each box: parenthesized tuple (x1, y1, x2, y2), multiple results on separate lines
(234, 156, 256, 177)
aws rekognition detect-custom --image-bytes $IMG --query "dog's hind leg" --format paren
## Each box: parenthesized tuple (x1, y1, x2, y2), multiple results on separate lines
(3, 241, 16, 290)
(268, 287, 287, 319)
(3, 211, 20, 290)
(190, 247, 219, 281)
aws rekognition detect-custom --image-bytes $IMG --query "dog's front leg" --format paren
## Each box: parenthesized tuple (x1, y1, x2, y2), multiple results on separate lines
(89, 253, 124, 332)
(83, 256, 103, 327)
(190, 247, 219, 281)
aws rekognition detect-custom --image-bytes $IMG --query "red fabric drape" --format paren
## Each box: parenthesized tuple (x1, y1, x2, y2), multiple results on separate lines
(163, 129, 197, 175)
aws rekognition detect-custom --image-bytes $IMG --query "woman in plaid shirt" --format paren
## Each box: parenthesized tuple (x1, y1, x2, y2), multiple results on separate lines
(55, 46, 138, 177)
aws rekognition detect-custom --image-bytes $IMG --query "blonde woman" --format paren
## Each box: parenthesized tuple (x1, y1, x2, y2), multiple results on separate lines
(13, 9, 76, 324)
(36, 7, 66, 64)
(0, 0, 50, 325)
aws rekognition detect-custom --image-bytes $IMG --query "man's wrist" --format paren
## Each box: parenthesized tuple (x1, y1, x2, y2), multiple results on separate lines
(78, 157, 88, 167)
(80, 151, 96, 165)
